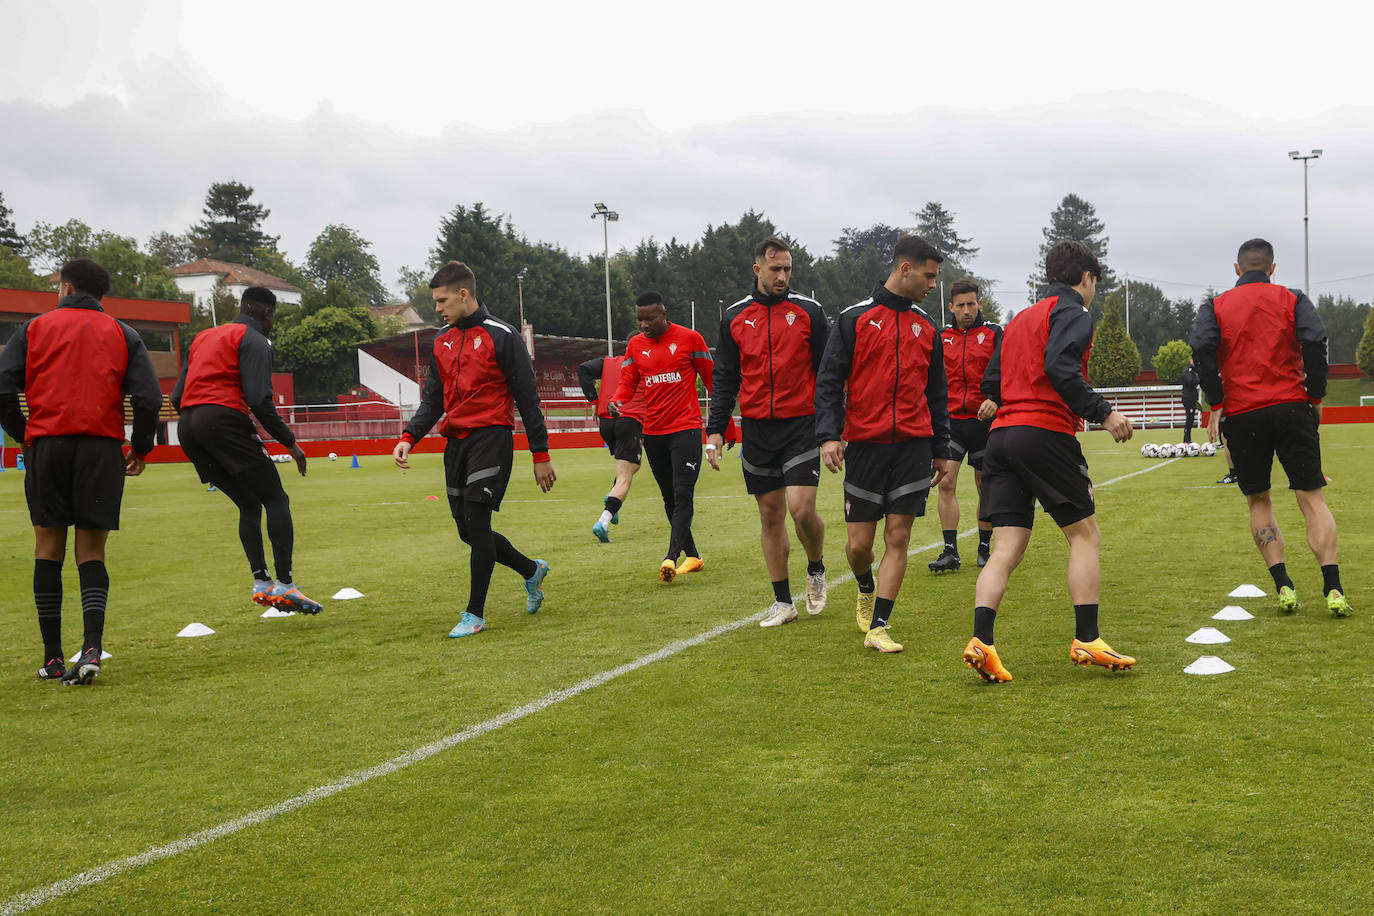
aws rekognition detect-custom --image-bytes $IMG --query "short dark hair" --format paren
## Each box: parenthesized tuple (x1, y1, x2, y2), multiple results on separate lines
(59, 258, 111, 299)
(241, 286, 277, 312)
(1045, 240, 1102, 286)
(429, 260, 476, 293)
(892, 235, 944, 269)
(754, 236, 791, 261)
(635, 290, 665, 308)
(1237, 238, 1275, 271)
(949, 279, 980, 299)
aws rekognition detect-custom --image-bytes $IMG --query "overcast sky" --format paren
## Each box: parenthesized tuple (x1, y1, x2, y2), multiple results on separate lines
(3, 0, 1371, 310)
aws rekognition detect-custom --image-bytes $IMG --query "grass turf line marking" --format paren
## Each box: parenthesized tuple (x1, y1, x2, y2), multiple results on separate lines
(2, 451, 1176, 915)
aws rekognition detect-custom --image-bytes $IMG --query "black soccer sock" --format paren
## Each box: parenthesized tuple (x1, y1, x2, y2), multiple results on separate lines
(978, 529, 992, 549)
(494, 531, 537, 580)
(260, 488, 294, 585)
(942, 530, 957, 552)
(34, 559, 63, 661)
(251, 567, 271, 583)
(806, 557, 824, 576)
(855, 569, 876, 594)
(973, 605, 997, 645)
(1322, 564, 1343, 595)
(1074, 604, 1100, 643)
(1269, 562, 1294, 591)
(605, 495, 623, 515)
(77, 560, 108, 654)
(457, 504, 497, 618)
(772, 579, 792, 605)
(872, 597, 895, 629)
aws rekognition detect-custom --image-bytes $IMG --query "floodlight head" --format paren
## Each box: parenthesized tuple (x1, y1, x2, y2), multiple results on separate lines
(607, 212, 619, 222)
(594, 202, 607, 212)
(1288, 150, 1300, 158)
(1312, 148, 1323, 157)
(517, 268, 528, 280)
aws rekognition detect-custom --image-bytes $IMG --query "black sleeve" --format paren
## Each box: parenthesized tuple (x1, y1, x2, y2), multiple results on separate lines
(809, 300, 830, 375)
(1293, 290, 1329, 400)
(576, 357, 603, 402)
(238, 330, 295, 447)
(119, 323, 165, 456)
(980, 326, 1003, 404)
(1188, 298, 1223, 408)
(495, 327, 549, 455)
(814, 311, 853, 443)
(924, 321, 952, 459)
(169, 360, 189, 413)
(403, 350, 444, 441)
(705, 310, 741, 436)
(0, 321, 30, 442)
(1045, 302, 1112, 423)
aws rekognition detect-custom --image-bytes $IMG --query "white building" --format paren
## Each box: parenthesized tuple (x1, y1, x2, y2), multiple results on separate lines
(170, 259, 304, 313)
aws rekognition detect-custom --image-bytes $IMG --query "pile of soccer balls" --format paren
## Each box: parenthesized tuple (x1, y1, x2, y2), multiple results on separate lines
(1141, 442, 1217, 458)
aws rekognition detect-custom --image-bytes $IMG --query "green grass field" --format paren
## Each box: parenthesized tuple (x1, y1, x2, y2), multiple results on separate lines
(2, 427, 1372, 914)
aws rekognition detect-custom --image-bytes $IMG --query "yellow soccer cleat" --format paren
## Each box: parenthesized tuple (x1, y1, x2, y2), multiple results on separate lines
(864, 626, 903, 653)
(659, 559, 677, 583)
(1069, 637, 1135, 671)
(963, 637, 1013, 683)
(1278, 586, 1301, 614)
(1326, 589, 1353, 618)
(676, 556, 705, 575)
(856, 592, 876, 632)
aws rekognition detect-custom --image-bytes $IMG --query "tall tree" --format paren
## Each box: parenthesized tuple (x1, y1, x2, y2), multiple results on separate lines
(0, 190, 24, 255)
(1355, 306, 1374, 378)
(1316, 293, 1372, 364)
(1028, 193, 1117, 302)
(913, 202, 978, 267)
(26, 219, 182, 299)
(1086, 300, 1140, 387)
(145, 231, 194, 268)
(305, 224, 389, 309)
(188, 180, 279, 265)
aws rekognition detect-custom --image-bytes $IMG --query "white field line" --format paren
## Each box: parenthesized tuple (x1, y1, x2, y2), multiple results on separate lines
(2, 455, 1175, 915)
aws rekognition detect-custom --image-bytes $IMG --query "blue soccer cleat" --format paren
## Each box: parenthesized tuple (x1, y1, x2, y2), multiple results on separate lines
(525, 559, 551, 613)
(269, 583, 324, 615)
(604, 494, 619, 525)
(449, 611, 487, 638)
(592, 520, 611, 543)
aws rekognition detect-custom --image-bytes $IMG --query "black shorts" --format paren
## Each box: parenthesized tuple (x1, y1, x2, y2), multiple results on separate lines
(1221, 401, 1325, 495)
(24, 435, 126, 530)
(948, 416, 992, 470)
(842, 439, 932, 522)
(979, 426, 1094, 529)
(740, 416, 821, 494)
(598, 416, 643, 464)
(178, 404, 275, 484)
(445, 426, 514, 514)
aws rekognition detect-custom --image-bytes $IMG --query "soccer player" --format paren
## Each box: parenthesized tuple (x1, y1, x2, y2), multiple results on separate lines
(172, 286, 323, 615)
(1180, 360, 1201, 444)
(577, 351, 644, 542)
(815, 236, 956, 654)
(1190, 238, 1350, 616)
(930, 279, 1001, 573)
(961, 240, 1136, 684)
(706, 236, 829, 628)
(393, 261, 556, 637)
(0, 258, 162, 684)
(609, 291, 715, 582)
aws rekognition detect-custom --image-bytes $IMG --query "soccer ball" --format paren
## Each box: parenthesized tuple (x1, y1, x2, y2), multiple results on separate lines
(328, 452, 338, 461)
(1140, 444, 1152, 457)
(1185, 443, 1201, 457)
(1143, 443, 1159, 458)
(1201, 442, 1217, 457)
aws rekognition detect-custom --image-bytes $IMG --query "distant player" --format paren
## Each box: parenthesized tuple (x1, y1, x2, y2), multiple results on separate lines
(393, 261, 556, 637)
(172, 286, 323, 615)
(609, 291, 715, 582)
(815, 235, 956, 654)
(577, 351, 644, 542)
(706, 236, 829, 628)
(930, 279, 1001, 572)
(1180, 360, 1200, 444)
(1190, 237, 1350, 616)
(962, 240, 1136, 684)
(0, 258, 162, 684)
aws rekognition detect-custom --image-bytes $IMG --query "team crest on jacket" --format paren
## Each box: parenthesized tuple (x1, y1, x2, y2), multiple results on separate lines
(977, 332, 986, 344)
(669, 342, 678, 355)
(910, 321, 921, 338)
(473, 337, 482, 349)
(785, 311, 796, 326)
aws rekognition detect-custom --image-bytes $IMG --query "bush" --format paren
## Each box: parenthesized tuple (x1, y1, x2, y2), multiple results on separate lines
(1357, 307, 1374, 379)
(1088, 300, 1141, 387)
(1152, 339, 1193, 384)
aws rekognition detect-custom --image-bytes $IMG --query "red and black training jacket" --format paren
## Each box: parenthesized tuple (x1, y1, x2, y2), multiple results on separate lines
(171, 314, 296, 446)
(1189, 271, 1327, 417)
(981, 283, 1112, 436)
(0, 293, 162, 455)
(706, 287, 828, 436)
(612, 322, 715, 437)
(402, 305, 550, 461)
(814, 284, 950, 455)
(940, 316, 1002, 420)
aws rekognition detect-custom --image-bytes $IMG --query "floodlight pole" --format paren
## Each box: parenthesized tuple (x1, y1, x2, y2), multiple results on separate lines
(591, 202, 618, 356)
(1124, 273, 1130, 338)
(1289, 149, 1323, 294)
(516, 267, 527, 330)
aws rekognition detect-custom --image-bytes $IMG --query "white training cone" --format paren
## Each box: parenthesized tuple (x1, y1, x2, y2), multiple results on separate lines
(332, 587, 365, 600)
(260, 608, 296, 618)
(1186, 627, 1231, 645)
(1184, 656, 1235, 675)
(1229, 584, 1267, 598)
(176, 623, 215, 638)
(68, 651, 113, 662)
(1213, 606, 1255, 621)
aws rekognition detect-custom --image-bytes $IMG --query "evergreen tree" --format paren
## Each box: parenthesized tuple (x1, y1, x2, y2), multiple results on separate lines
(1028, 193, 1117, 302)
(1151, 340, 1193, 383)
(188, 181, 279, 265)
(305, 224, 389, 309)
(1087, 300, 1140, 387)
(0, 190, 24, 255)
(913, 202, 978, 266)
(1356, 306, 1374, 379)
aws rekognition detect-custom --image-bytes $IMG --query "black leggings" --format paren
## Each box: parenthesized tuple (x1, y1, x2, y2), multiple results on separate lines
(455, 501, 536, 617)
(643, 430, 702, 562)
(215, 468, 294, 581)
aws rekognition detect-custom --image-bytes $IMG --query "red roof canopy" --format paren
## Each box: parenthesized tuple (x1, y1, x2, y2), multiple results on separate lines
(0, 287, 192, 324)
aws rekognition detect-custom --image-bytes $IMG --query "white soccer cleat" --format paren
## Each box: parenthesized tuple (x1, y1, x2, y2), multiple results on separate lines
(759, 601, 799, 628)
(805, 571, 827, 616)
